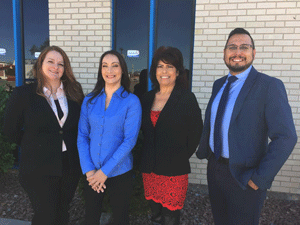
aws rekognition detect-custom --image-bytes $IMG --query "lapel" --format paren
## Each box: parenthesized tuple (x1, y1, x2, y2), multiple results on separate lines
(155, 86, 182, 128)
(63, 98, 78, 129)
(143, 86, 183, 130)
(35, 94, 62, 129)
(30, 83, 78, 130)
(205, 76, 227, 130)
(28, 83, 60, 130)
(143, 90, 156, 130)
(229, 67, 259, 127)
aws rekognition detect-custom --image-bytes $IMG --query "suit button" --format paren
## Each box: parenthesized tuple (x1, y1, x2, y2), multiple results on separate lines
(59, 130, 63, 134)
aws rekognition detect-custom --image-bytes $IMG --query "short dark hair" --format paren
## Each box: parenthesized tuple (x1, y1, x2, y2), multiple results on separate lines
(150, 46, 187, 91)
(225, 28, 255, 49)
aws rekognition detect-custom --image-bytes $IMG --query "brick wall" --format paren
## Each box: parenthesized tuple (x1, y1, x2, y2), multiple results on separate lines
(48, 0, 112, 94)
(48, 0, 300, 194)
(191, 0, 300, 194)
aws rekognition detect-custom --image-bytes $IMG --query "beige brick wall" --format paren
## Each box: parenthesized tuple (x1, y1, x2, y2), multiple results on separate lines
(191, 0, 300, 194)
(48, 0, 112, 94)
(48, 0, 300, 194)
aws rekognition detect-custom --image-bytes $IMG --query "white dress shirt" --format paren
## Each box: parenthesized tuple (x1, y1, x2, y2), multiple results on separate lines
(43, 82, 68, 152)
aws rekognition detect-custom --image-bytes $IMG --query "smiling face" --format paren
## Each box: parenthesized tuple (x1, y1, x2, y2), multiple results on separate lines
(156, 60, 178, 88)
(224, 34, 256, 75)
(42, 50, 64, 82)
(101, 54, 122, 87)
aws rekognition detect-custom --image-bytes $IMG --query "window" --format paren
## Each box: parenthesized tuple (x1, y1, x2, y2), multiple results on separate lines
(24, 0, 49, 80)
(114, 0, 196, 91)
(115, 0, 150, 93)
(0, 0, 15, 83)
(0, 0, 49, 85)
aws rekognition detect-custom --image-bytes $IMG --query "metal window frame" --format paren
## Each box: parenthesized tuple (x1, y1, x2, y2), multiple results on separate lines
(12, 0, 25, 87)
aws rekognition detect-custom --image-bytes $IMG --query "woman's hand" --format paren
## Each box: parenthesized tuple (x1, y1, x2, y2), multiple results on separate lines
(86, 170, 96, 178)
(87, 169, 107, 193)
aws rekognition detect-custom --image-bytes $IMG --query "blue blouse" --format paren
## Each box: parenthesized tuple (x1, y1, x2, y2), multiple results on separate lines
(77, 86, 142, 178)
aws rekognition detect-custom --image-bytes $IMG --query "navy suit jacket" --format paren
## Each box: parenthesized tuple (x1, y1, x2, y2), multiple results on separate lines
(196, 67, 297, 190)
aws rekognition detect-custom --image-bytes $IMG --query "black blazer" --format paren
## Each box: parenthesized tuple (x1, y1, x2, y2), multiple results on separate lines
(140, 86, 203, 176)
(3, 82, 81, 176)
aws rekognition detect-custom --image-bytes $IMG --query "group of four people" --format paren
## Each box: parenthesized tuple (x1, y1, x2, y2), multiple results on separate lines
(3, 27, 297, 225)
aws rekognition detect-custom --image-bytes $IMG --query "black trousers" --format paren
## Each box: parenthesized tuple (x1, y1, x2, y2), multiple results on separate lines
(84, 170, 133, 225)
(207, 155, 267, 225)
(19, 152, 80, 225)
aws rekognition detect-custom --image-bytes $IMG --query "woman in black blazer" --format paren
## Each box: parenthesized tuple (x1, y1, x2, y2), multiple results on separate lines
(3, 46, 84, 225)
(140, 46, 203, 225)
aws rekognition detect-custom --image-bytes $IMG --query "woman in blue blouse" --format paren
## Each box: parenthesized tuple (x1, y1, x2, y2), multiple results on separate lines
(77, 50, 142, 225)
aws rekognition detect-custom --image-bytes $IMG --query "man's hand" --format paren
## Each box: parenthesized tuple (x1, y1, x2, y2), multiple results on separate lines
(248, 179, 259, 190)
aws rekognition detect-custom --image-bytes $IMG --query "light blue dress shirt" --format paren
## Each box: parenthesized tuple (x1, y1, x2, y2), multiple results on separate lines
(77, 86, 142, 177)
(209, 66, 252, 158)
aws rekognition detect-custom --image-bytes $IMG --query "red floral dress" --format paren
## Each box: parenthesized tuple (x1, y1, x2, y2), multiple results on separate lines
(142, 110, 188, 211)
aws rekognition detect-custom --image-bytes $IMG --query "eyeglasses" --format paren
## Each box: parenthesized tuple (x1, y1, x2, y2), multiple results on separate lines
(225, 44, 253, 52)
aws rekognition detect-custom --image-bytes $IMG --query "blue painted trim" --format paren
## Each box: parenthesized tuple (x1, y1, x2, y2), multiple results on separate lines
(111, 0, 115, 50)
(148, 0, 156, 91)
(189, 0, 196, 90)
(12, 0, 24, 87)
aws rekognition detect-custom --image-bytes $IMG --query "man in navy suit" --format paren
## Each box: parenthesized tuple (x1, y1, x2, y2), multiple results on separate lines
(196, 28, 297, 225)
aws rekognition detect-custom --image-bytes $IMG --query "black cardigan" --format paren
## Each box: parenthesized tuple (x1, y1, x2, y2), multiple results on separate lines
(3, 83, 81, 176)
(140, 86, 203, 176)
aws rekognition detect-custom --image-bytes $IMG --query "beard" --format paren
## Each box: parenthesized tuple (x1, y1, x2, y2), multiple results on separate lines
(224, 55, 254, 73)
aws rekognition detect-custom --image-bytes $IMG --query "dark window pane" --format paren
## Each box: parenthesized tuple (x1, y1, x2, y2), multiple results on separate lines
(0, 0, 15, 84)
(156, 0, 195, 86)
(115, 0, 150, 93)
(24, 0, 49, 80)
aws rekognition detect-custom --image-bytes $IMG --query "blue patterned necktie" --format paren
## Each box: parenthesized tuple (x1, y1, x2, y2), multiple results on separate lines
(214, 76, 238, 160)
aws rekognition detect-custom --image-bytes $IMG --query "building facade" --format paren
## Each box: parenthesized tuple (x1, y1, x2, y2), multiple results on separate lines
(47, 0, 299, 194)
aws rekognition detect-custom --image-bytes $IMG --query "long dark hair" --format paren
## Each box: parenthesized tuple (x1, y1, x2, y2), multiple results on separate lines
(150, 46, 187, 92)
(33, 45, 84, 104)
(87, 50, 130, 105)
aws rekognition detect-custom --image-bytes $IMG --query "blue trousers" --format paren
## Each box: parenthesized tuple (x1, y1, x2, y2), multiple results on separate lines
(207, 155, 267, 225)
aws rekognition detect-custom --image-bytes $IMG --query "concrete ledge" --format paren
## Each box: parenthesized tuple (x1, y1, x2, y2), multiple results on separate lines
(0, 218, 31, 225)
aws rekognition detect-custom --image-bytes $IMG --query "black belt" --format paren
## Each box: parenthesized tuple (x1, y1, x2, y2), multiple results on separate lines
(209, 149, 229, 165)
(217, 156, 229, 165)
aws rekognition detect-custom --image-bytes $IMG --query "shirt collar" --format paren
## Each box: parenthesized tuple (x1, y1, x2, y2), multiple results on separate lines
(101, 86, 128, 98)
(228, 65, 252, 81)
(43, 82, 64, 98)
